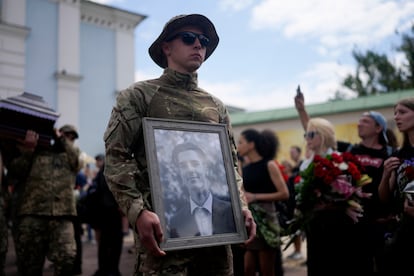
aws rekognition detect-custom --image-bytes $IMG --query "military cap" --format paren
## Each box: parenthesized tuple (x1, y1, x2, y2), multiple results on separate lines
(149, 14, 219, 68)
(59, 124, 79, 139)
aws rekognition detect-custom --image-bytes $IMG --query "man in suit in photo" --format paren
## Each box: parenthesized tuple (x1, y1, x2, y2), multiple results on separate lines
(168, 142, 236, 238)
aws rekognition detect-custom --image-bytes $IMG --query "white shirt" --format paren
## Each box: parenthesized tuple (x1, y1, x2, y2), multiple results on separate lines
(190, 193, 213, 236)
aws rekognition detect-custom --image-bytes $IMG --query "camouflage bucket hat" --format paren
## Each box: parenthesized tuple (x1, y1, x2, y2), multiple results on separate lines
(59, 124, 79, 139)
(149, 14, 219, 68)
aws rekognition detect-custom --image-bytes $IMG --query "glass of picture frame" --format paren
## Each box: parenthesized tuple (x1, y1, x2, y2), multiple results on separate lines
(142, 117, 247, 251)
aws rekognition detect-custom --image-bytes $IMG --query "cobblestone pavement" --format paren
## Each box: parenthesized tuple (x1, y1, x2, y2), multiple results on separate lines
(4, 229, 307, 276)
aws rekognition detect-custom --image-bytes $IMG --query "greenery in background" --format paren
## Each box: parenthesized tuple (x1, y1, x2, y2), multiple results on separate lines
(334, 25, 414, 100)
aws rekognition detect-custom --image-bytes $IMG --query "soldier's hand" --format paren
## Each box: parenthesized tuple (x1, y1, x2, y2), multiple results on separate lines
(242, 208, 256, 245)
(54, 128, 61, 138)
(136, 210, 166, 257)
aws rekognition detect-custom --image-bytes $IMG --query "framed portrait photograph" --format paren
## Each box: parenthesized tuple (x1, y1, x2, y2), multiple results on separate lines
(142, 117, 247, 251)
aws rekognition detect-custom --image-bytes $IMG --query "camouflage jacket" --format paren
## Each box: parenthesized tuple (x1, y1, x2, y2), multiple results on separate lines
(104, 68, 245, 232)
(9, 137, 81, 217)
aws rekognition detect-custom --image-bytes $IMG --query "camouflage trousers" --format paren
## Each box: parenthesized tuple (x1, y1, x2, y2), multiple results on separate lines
(133, 232, 234, 276)
(14, 215, 76, 276)
(0, 206, 7, 276)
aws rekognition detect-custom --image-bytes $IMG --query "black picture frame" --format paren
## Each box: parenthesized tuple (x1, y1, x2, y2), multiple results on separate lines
(142, 117, 247, 251)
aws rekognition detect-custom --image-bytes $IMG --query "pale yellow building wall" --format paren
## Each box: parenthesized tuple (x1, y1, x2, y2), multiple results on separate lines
(231, 107, 403, 163)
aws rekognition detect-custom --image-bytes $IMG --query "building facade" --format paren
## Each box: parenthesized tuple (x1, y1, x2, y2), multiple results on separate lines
(0, 0, 145, 156)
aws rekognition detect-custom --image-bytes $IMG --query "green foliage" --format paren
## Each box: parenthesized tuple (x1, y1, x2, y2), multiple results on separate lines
(249, 203, 282, 247)
(341, 24, 414, 96)
(397, 25, 414, 88)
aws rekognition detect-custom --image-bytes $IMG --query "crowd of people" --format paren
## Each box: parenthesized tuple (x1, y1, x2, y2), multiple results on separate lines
(289, 93, 414, 276)
(0, 12, 413, 276)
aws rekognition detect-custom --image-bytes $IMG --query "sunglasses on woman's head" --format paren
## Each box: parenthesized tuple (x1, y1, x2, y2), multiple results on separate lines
(304, 131, 319, 139)
(166, 31, 210, 47)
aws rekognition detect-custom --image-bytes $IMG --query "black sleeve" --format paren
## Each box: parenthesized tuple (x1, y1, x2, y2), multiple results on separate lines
(337, 141, 351, 152)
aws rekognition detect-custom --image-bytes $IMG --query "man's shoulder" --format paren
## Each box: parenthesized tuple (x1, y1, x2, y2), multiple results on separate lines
(201, 89, 226, 108)
(112, 79, 162, 114)
(169, 203, 191, 223)
(118, 79, 159, 98)
(337, 140, 352, 152)
(213, 195, 232, 209)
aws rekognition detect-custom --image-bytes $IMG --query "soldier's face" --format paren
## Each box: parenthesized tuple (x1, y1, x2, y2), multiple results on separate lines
(177, 150, 208, 194)
(162, 26, 206, 74)
(62, 132, 77, 146)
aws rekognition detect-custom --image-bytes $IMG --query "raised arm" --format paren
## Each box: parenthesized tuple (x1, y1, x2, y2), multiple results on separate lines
(294, 88, 310, 131)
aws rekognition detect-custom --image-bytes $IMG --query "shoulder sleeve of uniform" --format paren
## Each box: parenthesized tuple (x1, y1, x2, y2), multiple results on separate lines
(103, 82, 156, 145)
(103, 82, 156, 231)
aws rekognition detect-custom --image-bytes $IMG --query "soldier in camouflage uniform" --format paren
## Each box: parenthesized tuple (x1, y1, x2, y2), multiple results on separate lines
(8, 125, 81, 276)
(0, 150, 7, 276)
(103, 14, 256, 276)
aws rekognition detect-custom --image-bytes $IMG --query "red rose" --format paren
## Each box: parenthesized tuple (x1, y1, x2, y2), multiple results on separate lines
(405, 166, 414, 180)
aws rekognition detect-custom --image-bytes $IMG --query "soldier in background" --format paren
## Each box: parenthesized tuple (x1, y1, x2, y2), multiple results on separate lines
(8, 125, 81, 276)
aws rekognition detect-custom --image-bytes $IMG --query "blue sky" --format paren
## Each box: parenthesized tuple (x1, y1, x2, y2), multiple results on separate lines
(92, 0, 414, 111)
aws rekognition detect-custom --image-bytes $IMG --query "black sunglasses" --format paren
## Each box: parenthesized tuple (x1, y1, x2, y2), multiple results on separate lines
(304, 131, 319, 139)
(166, 31, 210, 47)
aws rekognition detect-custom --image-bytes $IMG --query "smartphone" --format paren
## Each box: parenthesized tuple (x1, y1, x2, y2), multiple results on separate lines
(296, 85, 302, 96)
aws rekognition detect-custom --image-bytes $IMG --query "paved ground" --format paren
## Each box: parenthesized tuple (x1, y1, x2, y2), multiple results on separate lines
(4, 229, 307, 276)
(4, 228, 136, 276)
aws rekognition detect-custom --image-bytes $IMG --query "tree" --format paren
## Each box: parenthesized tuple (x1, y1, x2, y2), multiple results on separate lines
(397, 25, 414, 88)
(341, 25, 414, 97)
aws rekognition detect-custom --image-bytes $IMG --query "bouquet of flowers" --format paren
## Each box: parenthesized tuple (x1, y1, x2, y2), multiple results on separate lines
(292, 152, 372, 231)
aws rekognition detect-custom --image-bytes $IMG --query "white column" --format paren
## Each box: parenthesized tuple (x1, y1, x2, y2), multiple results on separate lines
(115, 30, 135, 92)
(0, 0, 28, 99)
(56, 0, 82, 127)
(1, 0, 25, 26)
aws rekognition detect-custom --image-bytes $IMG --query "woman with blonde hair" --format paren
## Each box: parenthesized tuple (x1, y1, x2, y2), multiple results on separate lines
(299, 118, 336, 172)
(300, 117, 358, 276)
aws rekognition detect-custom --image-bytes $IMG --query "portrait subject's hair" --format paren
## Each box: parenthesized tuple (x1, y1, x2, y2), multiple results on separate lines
(171, 142, 206, 165)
